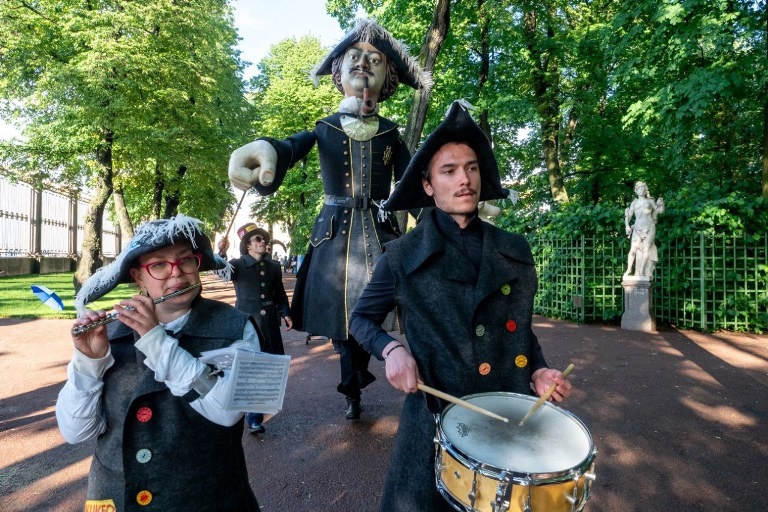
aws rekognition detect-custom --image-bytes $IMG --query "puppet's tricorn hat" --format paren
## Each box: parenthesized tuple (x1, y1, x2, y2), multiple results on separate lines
(311, 18, 433, 92)
(382, 100, 514, 211)
(74, 214, 230, 316)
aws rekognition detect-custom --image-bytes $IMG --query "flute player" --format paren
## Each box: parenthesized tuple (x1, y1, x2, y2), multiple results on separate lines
(56, 214, 263, 511)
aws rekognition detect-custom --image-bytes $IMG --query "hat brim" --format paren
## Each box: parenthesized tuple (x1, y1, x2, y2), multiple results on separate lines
(75, 215, 228, 314)
(311, 19, 432, 92)
(383, 102, 509, 211)
(239, 227, 271, 255)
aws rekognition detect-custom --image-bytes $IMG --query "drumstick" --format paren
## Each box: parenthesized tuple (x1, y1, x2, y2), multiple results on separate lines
(518, 363, 575, 427)
(417, 383, 509, 423)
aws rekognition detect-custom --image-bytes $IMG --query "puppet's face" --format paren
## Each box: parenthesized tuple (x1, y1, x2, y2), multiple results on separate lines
(339, 42, 387, 100)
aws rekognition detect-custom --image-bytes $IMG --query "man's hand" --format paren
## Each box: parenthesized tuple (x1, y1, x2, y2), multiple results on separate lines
(283, 315, 293, 331)
(531, 367, 572, 403)
(228, 140, 278, 191)
(217, 236, 230, 256)
(383, 341, 421, 393)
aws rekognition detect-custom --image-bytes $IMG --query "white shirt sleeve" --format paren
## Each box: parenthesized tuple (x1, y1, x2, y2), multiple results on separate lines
(56, 320, 264, 443)
(55, 348, 115, 444)
(134, 321, 262, 426)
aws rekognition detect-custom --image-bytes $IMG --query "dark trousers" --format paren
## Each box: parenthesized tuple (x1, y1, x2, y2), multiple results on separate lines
(336, 336, 375, 399)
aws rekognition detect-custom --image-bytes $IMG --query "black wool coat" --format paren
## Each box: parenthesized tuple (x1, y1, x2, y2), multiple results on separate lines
(257, 112, 409, 340)
(379, 210, 548, 511)
(229, 254, 289, 355)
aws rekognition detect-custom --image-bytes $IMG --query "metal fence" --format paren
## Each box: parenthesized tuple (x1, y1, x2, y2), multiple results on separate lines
(530, 233, 768, 333)
(0, 174, 120, 260)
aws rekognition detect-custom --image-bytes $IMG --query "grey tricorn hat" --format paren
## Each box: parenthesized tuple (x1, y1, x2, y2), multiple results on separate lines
(311, 18, 433, 93)
(74, 214, 231, 316)
(382, 100, 513, 211)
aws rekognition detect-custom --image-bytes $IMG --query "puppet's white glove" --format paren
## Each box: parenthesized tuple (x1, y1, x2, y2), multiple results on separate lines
(228, 140, 278, 190)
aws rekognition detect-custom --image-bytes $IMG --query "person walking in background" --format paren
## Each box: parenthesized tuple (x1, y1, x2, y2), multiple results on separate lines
(219, 223, 292, 434)
(57, 214, 262, 511)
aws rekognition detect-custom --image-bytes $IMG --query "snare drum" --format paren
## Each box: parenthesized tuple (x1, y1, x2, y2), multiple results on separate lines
(435, 392, 596, 512)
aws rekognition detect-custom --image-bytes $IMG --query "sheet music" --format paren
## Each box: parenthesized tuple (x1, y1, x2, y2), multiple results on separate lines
(199, 348, 290, 414)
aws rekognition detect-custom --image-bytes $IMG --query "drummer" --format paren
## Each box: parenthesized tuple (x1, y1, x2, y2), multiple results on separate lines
(349, 101, 572, 511)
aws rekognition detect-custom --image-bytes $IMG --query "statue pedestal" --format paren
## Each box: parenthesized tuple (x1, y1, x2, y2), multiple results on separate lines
(621, 276, 656, 333)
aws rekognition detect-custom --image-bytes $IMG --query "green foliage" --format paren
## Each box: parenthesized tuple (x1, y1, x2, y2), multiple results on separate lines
(497, 200, 625, 238)
(0, 0, 253, 229)
(247, 36, 339, 253)
(657, 190, 768, 240)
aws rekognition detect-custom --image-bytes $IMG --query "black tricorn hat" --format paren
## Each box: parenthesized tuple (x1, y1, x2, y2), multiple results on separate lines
(237, 223, 271, 255)
(75, 214, 231, 315)
(311, 18, 433, 92)
(382, 100, 512, 211)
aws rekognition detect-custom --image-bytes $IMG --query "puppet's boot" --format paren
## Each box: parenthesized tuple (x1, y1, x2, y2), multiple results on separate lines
(345, 397, 362, 420)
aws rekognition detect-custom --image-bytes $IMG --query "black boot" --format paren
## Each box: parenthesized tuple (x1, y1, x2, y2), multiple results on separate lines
(345, 397, 361, 420)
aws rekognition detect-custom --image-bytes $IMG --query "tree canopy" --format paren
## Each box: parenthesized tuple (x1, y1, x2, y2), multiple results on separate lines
(1, 0, 766, 276)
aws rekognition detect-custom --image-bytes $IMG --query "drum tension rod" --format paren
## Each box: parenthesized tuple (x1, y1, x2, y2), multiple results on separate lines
(493, 470, 512, 512)
(468, 464, 479, 508)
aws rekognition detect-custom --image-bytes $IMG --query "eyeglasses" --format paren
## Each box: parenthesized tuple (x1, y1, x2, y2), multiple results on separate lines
(251, 235, 267, 244)
(139, 254, 202, 280)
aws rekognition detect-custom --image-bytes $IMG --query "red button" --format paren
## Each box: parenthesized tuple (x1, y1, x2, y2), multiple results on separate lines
(136, 407, 152, 423)
(506, 320, 517, 332)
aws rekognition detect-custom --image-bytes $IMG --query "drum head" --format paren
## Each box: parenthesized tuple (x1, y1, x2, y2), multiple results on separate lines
(440, 392, 593, 475)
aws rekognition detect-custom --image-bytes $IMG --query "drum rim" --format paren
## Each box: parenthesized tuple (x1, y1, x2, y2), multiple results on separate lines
(438, 391, 597, 482)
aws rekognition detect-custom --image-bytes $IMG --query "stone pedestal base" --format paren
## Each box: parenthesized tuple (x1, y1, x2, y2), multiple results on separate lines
(621, 276, 656, 333)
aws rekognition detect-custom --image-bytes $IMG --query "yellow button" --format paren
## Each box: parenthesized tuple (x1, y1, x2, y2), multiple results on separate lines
(475, 325, 485, 337)
(479, 363, 491, 375)
(501, 284, 511, 295)
(515, 355, 528, 368)
(137, 490, 152, 506)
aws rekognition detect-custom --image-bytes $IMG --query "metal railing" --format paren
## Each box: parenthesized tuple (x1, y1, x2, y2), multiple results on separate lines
(529, 233, 768, 333)
(0, 174, 120, 259)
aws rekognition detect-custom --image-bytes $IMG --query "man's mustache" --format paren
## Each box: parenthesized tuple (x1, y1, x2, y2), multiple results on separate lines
(455, 187, 477, 197)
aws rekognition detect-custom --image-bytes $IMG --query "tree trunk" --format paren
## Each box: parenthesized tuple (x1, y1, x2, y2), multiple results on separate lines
(523, 8, 569, 203)
(112, 178, 133, 246)
(763, 12, 768, 199)
(403, 0, 450, 153)
(73, 129, 114, 292)
(163, 164, 187, 218)
(152, 162, 164, 219)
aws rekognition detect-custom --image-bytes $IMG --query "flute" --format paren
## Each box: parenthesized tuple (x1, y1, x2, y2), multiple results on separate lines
(71, 282, 202, 336)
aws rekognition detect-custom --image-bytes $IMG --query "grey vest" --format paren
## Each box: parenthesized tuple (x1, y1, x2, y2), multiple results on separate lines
(87, 298, 259, 511)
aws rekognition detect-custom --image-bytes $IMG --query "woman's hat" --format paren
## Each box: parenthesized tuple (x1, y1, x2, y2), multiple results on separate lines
(311, 18, 433, 93)
(74, 214, 230, 316)
(237, 223, 271, 255)
(382, 100, 513, 211)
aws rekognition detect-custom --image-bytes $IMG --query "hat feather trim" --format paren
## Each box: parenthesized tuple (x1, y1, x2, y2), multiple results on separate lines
(310, 18, 433, 92)
(74, 214, 212, 317)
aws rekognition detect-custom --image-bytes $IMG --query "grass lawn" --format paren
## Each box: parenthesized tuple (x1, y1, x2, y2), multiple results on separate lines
(0, 272, 137, 319)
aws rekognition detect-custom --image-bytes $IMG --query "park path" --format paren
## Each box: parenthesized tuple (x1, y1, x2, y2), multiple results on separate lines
(1, 274, 767, 511)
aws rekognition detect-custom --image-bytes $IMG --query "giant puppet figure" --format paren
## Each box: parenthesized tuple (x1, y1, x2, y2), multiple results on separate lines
(228, 19, 432, 420)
